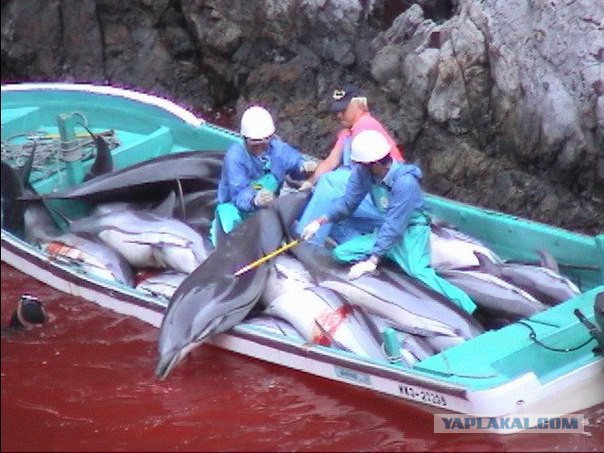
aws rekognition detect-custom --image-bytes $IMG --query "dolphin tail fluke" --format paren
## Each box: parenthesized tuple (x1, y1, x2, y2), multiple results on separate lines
(1, 161, 26, 236)
(1, 143, 38, 236)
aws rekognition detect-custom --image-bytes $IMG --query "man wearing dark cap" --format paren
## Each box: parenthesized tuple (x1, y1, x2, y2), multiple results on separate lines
(296, 84, 404, 246)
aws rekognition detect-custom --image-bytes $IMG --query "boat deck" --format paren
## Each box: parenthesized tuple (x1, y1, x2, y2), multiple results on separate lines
(415, 287, 601, 389)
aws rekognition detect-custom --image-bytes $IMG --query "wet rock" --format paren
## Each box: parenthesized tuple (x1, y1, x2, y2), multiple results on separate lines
(1, 0, 602, 234)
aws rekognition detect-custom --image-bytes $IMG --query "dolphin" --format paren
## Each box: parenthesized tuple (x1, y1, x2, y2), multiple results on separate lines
(67, 206, 211, 274)
(241, 313, 305, 341)
(260, 254, 388, 360)
(369, 314, 439, 364)
(136, 270, 188, 300)
(263, 285, 389, 360)
(87, 187, 217, 235)
(288, 240, 484, 341)
(155, 192, 311, 379)
(172, 188, 218, 234)
(473, 251, 581, 305)
(41, 235, 136, 286)
(1, 161, 27, 235)
(24, 202, 136, 286)
(436, 267, 548, 320)
(1, 143, 37, 236)
(430, 220, 503, 270)
(91, 189, 178, 218)
(260, 252, 453, 363)
(91, 200, 156, 216)
(20, 150, 225, 204)
(80, 125, 114, 182)
(2, 152, 135, 286)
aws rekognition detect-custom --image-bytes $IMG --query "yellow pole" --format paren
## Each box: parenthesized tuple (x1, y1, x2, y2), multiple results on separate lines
(234, 239, 300, 277)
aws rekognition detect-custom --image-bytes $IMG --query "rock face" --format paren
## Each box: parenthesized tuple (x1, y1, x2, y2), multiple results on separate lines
(2, 0, 602, 234)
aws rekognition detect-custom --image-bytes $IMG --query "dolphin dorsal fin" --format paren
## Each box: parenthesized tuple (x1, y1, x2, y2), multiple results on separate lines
(81, 125, 113, 182)
(474, 250, 501, 276)
(1, 161, 26, 236)
(537, 249, 560, 274)
(153, 191, 177, 218)
(18, 142, 36, 190)
(175, 179, 186, 221)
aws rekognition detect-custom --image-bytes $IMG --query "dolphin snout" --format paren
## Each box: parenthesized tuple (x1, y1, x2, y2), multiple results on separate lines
(155, 352, 179, 380)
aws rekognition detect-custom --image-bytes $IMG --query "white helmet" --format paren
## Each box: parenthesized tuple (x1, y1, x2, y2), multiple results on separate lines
(350, 130, 391, 163)
(240, 106, 276, 140)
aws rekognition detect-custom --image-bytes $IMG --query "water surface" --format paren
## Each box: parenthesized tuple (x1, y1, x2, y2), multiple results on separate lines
(1, 262, 602, 451)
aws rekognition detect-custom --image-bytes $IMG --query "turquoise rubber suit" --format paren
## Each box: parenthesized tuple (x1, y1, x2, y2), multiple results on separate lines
(325, 161, 477, 314)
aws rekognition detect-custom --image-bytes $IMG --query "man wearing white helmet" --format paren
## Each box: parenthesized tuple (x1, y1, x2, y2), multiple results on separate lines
(301, 130, 476, 314)
(210, 105, 317, 246)
(295, 84, 403, 246)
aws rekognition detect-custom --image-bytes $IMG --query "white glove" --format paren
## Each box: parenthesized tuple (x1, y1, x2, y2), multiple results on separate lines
(298, 180, 314, 192)
(254, 189, 275, 207)
(300, 160, 318, 173)
(301, 219, 323, 241)
(347, 257, 379, 280)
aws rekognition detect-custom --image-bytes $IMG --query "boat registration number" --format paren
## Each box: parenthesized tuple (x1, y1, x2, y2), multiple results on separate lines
(399, 384, 448, 407)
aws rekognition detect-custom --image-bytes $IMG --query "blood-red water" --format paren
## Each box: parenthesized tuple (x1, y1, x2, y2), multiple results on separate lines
(1, 262, 603, 451)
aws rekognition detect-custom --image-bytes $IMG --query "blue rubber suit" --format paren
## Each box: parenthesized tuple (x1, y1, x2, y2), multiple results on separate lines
(210, 137, 306, 246)
(296, 136, 382, 245)
(325, 161, 477, 314)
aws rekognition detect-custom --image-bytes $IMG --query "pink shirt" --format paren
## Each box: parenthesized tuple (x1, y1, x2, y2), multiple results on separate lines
(334, 112, 404, 161)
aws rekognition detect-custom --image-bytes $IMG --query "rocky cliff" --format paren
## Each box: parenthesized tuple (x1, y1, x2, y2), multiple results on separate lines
(2, 0, 602, 234)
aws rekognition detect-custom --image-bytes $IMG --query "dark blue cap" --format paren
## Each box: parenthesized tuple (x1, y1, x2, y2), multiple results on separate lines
(330, 84, 364, 112)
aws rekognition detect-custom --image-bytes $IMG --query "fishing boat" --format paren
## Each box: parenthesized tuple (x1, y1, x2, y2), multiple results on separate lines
(2, 82, 603, 434)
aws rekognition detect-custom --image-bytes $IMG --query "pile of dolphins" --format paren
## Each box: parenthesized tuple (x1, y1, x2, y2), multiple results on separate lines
(0, 131, 582, 380)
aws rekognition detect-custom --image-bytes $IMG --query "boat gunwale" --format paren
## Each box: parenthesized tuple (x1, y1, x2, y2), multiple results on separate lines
(1, 82, 205, 128)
